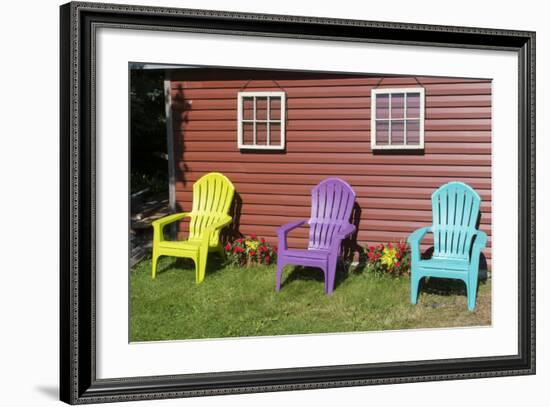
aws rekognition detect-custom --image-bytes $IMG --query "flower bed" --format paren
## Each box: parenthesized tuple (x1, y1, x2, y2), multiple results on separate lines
(365, 242, 411, 277)
(224, 234, 277, 267)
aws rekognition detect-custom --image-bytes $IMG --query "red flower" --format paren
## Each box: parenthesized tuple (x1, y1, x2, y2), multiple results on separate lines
(377, 243, 383, 250)
(238, 238, 244, 243)
(224, 243, 231, 251)
(375, 252, 381, 258)
(264, 255, 270, 264)
(387, 242, 393, 249)
(396, 261, 401, 267)
(396, 252, 402, 259)
(273, 246, 278, 253)
(248, 249, 256, 256)
(367, 252, 373, 259)
(369, 246, 375, 251)
(233, 247, 240, 253)
(261, 238, 266, 243)
(250, 233, 257, 240)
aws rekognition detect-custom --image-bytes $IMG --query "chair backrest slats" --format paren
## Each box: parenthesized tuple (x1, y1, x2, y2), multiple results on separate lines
(189, 173, 235, 243)
(308, 178, 356, 250)
(431, 181, 481, 259)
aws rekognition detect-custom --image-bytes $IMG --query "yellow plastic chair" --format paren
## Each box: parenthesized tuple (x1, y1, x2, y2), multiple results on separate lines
(151, 172, 235, 283)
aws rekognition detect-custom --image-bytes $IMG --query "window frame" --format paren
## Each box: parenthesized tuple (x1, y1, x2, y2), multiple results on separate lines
(370, 87, 425, 150)
(237, 91, 286, 150)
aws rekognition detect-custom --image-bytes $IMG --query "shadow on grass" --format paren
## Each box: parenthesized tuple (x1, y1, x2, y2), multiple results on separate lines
(280, 261, 350, 290)
(419, 273, 489, 297)
(154, 253, 227, 278)
(416, 246, 490, 299)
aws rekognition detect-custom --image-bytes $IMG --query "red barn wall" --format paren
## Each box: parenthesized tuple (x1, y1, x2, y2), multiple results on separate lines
(169, 69, 492, 267)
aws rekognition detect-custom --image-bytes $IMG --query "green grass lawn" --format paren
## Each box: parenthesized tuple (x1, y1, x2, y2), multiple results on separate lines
(130, 255, 491, 342)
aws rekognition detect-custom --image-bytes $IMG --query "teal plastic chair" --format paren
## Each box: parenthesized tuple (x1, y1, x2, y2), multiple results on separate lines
(407, 182, 487, 311)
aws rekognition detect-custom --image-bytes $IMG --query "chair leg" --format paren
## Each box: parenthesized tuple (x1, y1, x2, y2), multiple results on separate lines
(191, 256, 198, 283)
(466, 274, 478, 311)
(326, 256, 338, 295)
(196, 249, 208, 284)
(276, 261, 285, 292)
(411, 273, 422, 305)
(151, 252, 160, 280)
(196, 261, 207, 284)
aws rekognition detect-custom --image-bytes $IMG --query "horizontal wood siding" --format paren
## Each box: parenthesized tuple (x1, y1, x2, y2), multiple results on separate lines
(170, 71, 492, 267)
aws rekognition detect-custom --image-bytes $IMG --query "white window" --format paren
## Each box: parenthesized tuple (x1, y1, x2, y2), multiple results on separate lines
(371, 88, 425, 150)
(237, 91, 286, 150)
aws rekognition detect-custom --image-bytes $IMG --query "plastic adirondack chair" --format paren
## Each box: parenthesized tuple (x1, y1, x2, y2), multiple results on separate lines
(151, 172, 235, 283)
(407, 181, 487, 311)
(276, 178, 356, 295)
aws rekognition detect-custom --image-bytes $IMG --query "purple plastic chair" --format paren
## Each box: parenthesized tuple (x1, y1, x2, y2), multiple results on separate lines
(276, 178, 356, 295)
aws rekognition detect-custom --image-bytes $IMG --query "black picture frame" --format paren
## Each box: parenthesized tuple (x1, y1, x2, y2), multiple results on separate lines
(60, 1, 536, 404)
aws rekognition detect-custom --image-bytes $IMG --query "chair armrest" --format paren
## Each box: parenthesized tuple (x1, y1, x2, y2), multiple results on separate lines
(332, 223, 356, 244)
(200, 214, 233, 245)
(407, 226, 432, 263)
(472, 230, 488, 251)
(408, 226, 432, 245)
(152, 212, 191, 228)
(151, 212, 191, 243)
(203, 215, 232, 233)
(335, 223, 355, 239)
(468, 230, 488, 273)
(328, 223, 356, 256)
(278, 219, 308, 234)
(277, 219, 308, 251)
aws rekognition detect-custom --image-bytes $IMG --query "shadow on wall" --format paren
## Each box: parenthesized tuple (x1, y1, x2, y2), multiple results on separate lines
(172, 84, 189, 190)
(222, 192, 243, 244)
(342, 201, 362, 265)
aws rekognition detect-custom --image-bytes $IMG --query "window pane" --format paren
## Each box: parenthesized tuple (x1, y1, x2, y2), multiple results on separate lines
(270, 123, 281, 146)
(376, 94, 389, 119)
(391, 120, 405, 144)
(376, 121, 389, 145)
(407, 93, 421, 117)
(256, 123, 268, 145)
(256, 97, 268, 120)
(406, 120, 420, 145)
(270, 97, 281, 120)
(243, 123, 254, 145)
(243, 97, 254, 120)
(391, 93, 405, 118)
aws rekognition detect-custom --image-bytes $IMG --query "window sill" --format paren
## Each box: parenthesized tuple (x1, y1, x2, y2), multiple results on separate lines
(238, 145, 285, 151)
(372, 145, 424, 150)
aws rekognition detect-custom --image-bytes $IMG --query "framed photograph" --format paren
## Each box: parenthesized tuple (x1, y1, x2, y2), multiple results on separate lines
(60, 1, 535, 404)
